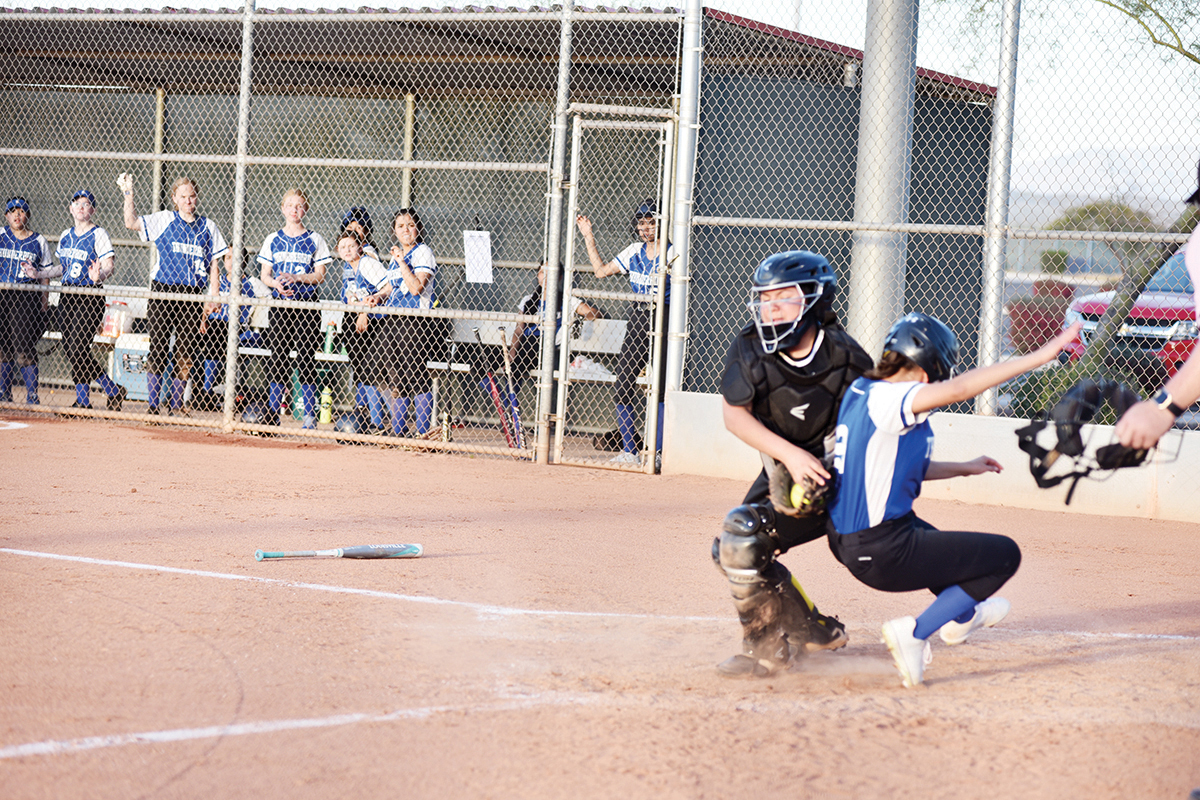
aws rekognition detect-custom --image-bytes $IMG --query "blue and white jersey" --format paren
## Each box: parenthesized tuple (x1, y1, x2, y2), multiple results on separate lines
(257, 229, 332, 301)
(829, 378, 934, 534)
(57, 225, 114, 287)
(0, 227, 51, 284)
(383, 243, 437, 310)
(140, 211, 228, 287)
(341, 254, 389, 320)
(207, 274, 256, 326)
(613, 240, 674, 303)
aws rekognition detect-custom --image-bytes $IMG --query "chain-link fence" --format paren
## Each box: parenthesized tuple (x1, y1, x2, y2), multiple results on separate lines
(2, 1, 1197, 470)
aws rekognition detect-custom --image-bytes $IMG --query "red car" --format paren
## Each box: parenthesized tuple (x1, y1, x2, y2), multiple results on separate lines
(1062, 250, 1197, 377)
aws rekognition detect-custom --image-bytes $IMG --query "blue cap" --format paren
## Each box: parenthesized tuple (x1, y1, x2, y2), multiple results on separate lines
(340, 206, 372, 235)
(5, 197, 30, 214)
(71, 189, 96, 206)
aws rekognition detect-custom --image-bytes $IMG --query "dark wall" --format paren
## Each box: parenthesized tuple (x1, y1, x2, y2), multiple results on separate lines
(687, 75, 991, 392)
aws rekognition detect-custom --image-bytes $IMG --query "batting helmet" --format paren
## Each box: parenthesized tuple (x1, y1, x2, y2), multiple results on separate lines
(748, 250, 838, 354)
(882, 313, 959, 382)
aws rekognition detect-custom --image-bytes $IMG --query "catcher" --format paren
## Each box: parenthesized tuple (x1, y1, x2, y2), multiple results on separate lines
(712, 250, 873, 677)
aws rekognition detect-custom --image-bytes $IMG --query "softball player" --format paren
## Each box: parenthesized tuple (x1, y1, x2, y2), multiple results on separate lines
(508, 262, 600, 394)
(337, 230, 390, 432)
(576, 201, 673, 466)
(340, 207, 379, 262)
(195, 268, 257, 411)
(712, 250, 873, 678)
(379, 208, 438, 437)
(258, 188, 332, 429)
(827, 313, 1082, 688)
(120, 173, 228, 415)
(34, 190, 127, 409)
(1, 197, 52, 404)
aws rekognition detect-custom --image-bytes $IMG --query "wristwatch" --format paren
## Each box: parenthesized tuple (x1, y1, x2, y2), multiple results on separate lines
(1151, 388, 1185, 417)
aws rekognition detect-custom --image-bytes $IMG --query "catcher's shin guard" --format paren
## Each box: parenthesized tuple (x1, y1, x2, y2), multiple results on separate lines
(712, 504, 793, 676)
(765, 561, 848, 653)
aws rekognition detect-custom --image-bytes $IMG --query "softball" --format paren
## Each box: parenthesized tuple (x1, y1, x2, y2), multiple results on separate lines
(790, 481, 808, 509)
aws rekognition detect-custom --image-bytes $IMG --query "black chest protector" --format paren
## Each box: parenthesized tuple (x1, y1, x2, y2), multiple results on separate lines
(721, 323, 873, 457)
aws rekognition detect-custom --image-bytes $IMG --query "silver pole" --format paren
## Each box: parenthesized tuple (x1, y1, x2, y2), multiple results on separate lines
(553, 116, 584, 465)
(644, 119, 674, 473)
(976, 0, 1022, 415)
(846, 0, 919, 360)
(401, 93, 415, 207)
(666, 0, 702, 395)
(151, 87, 165, 213)
(222, 0, 255, 431)
(537, 0, 574, 465)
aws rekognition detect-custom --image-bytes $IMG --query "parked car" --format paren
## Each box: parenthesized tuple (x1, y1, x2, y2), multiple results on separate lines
(1061, 250, 1196, 378)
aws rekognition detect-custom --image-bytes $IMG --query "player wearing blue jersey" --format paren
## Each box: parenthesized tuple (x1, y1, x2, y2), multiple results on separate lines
(31, 190, 127, 409)
(120, 174, 229, 416)
(712, 251, 874, 678)
(576, 202, 674, 466)
(336, 230, 390, 431)
(379, 208, 438, 437)
(827, 313, 1082, 688)
(257, 189, 332, 429)
(1, 197, 52, 404)
(194, 264, 259, 412)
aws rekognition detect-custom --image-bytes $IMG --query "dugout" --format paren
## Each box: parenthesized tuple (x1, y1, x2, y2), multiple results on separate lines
(0, 4, 995, 457)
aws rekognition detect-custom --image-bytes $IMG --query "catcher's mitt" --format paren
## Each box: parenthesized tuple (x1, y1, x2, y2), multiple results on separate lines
(768, 459, 835, 518)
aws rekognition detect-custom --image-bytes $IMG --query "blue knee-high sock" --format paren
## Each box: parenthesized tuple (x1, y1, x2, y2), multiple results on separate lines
(301, 384, 316, 418)
(913, 585, 979, 640)
(96, 372, 120, 396)
(616, 403, 637, 453)
(366, 385, 384, 426)
(414, 392, 432, 435)
(146, 371, 161, 409)
(21, 364, 38, 404)
(656, 401, 665, 451)
(170, 378, 185, 409)
(390, 396, 410, 435)
(268, 382, 285, 418)
(75, 383, 90, 407)
(0, 361, 13, 400)
(203, 360, 218, 393)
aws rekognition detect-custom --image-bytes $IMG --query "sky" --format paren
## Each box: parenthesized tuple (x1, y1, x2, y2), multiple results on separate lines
(6, 0, 1197, 226)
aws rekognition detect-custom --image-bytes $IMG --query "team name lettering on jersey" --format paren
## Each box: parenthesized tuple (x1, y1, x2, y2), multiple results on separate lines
(0, 247, 31, 262)
(172, 242, 205, 258)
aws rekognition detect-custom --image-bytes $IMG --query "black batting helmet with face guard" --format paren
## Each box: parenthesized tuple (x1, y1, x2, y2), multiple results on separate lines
(748, 250, 837, 354)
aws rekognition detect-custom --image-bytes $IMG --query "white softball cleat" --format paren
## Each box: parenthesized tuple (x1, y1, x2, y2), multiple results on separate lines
(938, 597, 1011, 645)
(881, 616, 932, 688)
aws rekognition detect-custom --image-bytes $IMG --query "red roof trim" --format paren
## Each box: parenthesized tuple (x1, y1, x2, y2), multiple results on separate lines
(703, 7, 997, 98)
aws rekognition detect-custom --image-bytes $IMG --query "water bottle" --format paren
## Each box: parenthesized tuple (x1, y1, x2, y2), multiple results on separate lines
(319, 386, 333, 424)
(323, 322, 336, 354)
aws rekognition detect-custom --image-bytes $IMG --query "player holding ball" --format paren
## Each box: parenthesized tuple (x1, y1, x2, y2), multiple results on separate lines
(711, 250, 873, 678)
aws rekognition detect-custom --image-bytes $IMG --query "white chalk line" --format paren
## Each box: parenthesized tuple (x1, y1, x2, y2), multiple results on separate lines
(3, 547, 1197, 643)
(0, 695, 606, 760)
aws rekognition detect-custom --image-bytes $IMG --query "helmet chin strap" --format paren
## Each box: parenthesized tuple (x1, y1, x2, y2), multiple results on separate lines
(1014, 378, 1149, 505)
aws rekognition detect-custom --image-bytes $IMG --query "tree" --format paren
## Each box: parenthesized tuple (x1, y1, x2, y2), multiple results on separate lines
(1091, 0, 1200, 66)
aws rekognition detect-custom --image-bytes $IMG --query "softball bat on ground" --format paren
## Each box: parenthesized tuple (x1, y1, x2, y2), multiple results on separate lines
(255, 543, 423, 561)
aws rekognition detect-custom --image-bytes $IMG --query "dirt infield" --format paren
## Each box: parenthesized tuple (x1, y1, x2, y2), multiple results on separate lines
(2, 417, 1198, 799)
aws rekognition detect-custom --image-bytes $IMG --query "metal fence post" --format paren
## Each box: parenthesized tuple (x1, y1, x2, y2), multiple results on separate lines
(537, 0, 574, 465)
(976, 0, 1022, 415)
(222, 0, 256, 431)
(846, 0, 919, 359)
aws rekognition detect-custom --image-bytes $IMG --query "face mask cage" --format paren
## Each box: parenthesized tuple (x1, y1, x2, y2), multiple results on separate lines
(748, 280, 822, 353)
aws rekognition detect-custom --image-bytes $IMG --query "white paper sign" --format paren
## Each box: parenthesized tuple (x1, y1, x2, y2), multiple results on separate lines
(464, 230, 494, 284)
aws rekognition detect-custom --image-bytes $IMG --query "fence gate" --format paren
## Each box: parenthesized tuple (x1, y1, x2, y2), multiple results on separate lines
(551, 108, 676, 473)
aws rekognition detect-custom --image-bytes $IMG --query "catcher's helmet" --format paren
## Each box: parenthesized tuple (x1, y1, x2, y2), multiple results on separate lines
(748, 250, 838, 354)
(334, 412, 363, 435)
(240, 402, 269, 425)
(882, 312, 959, 382)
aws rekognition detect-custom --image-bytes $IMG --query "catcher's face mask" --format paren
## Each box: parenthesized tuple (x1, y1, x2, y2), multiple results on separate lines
(749, 281, 823, 354)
